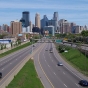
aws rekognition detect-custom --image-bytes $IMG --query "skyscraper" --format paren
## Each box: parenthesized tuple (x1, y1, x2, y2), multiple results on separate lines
(53, 12, 58, 21)
(41, 15, 48, 29)
(35, 13, 41, 28)
(20, 11, 30, 27)
(53, 12, 59, 32)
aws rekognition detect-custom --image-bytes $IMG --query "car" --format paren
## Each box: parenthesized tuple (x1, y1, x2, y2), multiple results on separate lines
(79, 80, 88, 86)
(45, 48, 48, 51)
(49, 48, 52, 51)
(33, 45, 35, 47)
(0, 72, 2, 78)
(57, 62, 63, 66)
(50, 50, 53, 53)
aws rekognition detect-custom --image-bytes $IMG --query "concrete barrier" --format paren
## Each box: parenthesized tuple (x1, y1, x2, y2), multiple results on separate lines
(0, 43, 45, 88)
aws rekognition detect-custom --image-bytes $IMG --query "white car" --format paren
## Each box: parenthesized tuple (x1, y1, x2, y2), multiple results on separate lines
(57, 62, 63, 66)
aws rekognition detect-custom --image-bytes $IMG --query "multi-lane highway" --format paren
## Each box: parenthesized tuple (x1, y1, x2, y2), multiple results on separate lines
(0, 42, 43, 86)
(0, 39, 88, 88)
(35, 42, 88, 88)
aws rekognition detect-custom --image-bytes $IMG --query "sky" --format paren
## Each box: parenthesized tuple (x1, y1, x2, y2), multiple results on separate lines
(0, 0, 88, 26)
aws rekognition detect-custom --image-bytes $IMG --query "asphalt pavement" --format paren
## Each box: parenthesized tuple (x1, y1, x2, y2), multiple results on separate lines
(37, 42, 88, 88)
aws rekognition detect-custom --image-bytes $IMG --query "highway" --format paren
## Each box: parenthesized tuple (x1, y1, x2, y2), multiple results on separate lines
(37, 42, 87, 88)
(0, 39, 88, 88)
(0, 42, 43, 86)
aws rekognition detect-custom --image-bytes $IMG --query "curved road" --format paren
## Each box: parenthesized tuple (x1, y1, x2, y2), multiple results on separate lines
(0, 42, 43, 86)
(38, 43, 87, 88)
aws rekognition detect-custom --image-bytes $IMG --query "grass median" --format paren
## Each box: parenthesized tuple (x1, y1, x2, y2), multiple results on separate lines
(6, 59, 44, 88)
(57, 45, 88, 76)
(0, 42, 32, 58)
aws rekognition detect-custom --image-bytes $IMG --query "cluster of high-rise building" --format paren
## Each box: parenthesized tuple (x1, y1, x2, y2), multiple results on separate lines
(0, 11, 88, 38)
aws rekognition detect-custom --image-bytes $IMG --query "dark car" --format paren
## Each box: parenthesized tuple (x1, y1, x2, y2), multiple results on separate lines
(50, 50, 53, 53)
(57, 62, 63, 66)
(49, 48, 52, 51)
(33, 45, 35, 47)
(0, 72, 2, 78)
(45, 48, 48, 51)
(79, 80, 88, 86)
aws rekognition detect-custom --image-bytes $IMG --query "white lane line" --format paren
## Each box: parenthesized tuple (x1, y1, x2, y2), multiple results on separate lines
(54, 72, 56, 75)
(75, 83, 79, 87)
(53, 48, 82, 80)
(48, 65, 50, 67)
(63, 72, 65, 74)
(64, 84, 67, 87)
(2, 68, 4, 70)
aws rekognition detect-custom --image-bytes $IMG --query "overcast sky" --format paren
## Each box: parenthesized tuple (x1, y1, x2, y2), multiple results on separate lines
(0, 0, 88, 26)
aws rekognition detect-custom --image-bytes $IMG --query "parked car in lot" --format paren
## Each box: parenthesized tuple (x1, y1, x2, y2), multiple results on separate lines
(0, 72, 2, 78)
(57, 62, 63, 66)
(79, 80, 88, 86)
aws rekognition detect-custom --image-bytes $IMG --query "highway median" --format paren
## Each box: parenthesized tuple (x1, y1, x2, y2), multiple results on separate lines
(6, 59, 44, 88)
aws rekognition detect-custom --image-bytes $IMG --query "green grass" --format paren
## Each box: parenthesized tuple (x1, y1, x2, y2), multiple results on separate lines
(6, 59, 44, 88)
(0, 42, 32, 58)
(56, 45, 88, 76)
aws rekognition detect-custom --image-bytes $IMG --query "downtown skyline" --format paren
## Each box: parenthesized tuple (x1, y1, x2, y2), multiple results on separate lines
(0, 0, 88, 26)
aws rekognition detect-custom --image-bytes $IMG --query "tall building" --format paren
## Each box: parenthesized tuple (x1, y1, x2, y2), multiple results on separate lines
(22, 11, 30, 27)
(2, 24, 8, 31)
(10, 20, 22, 37)
(35, 13, 41, 28)
(48, 19, 56, 32)
(29, 21, 33, 32)
(53, 12, 58, 21)
(59, 19, 71, 34)
(41, 15, 48, 29)
(53, 12, 59, 32)
(70, 22, 76, 33)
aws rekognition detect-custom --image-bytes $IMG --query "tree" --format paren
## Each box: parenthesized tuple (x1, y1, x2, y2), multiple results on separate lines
(81, 30, 88, 37)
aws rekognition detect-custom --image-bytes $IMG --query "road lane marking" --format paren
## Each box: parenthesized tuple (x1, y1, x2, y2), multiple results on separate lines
(63, 72, 65, 74)
(0, 43, 45, 87)
(75, 83, 79, 87)
(38, 46, 54, 88)
(48, 65, 50, 67)
(64, 84, 67, 87)
(54, 72, 56, 75)
(53, 48, 82, 80)
(2, 68, 4, 70)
